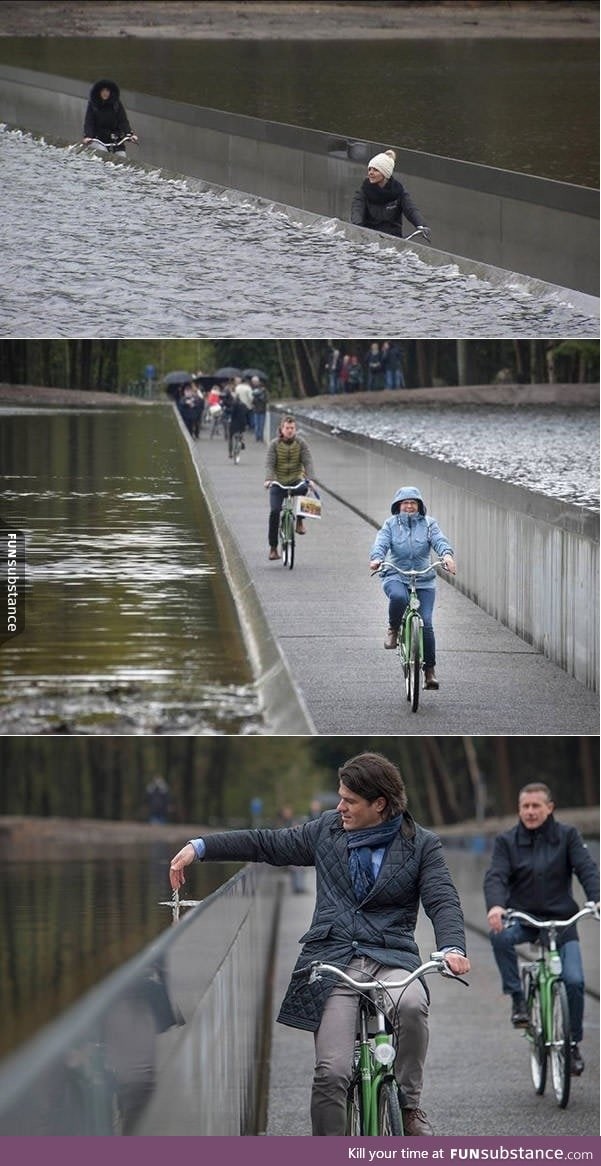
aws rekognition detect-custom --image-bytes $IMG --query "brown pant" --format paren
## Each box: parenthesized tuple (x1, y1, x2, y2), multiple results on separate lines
(311, 955, 429, 1136)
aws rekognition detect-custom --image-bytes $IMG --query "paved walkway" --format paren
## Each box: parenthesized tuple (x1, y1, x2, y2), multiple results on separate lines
(264, 868, 600, 1137)
(181, 412, 598, 734)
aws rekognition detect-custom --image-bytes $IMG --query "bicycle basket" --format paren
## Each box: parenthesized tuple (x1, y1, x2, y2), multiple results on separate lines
(294, 495, 322, 520)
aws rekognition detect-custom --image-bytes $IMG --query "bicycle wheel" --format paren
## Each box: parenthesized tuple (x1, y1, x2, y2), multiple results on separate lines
(523, 970, 547, 1095)
(407, 618, 421, 712)
(232, 434, 242, 464)
(377, 1079, 403, 1135)
(345, 1077, 362, 1135)
(281, 510, 295, 570)
(549, 980, 571, 1108)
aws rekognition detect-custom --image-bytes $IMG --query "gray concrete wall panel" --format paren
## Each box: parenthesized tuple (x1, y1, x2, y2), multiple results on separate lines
(0, 863, 281, 1136)
(1, 64, 597, 294)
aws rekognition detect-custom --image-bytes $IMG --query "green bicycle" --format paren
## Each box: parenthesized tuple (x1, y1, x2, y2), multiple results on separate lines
(374, 560, 448, 712)
(268, 479, 308, 570)
(504, 903, 599, 1109)
(301, 953, 466, 1135)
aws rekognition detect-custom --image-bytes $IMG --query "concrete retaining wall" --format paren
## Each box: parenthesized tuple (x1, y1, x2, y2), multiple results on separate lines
(0, 64, 598, 296)
(0, 864, 282, 1136)
(295, 416, 600, 691)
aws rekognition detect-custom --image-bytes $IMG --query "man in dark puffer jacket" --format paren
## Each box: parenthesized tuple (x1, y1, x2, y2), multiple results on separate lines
(170, 751, 470, 1136)
(351, 148, 431, 240)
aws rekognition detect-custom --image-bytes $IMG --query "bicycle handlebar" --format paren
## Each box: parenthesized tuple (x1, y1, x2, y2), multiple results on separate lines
(503, 903, 600, 930)
(84, 135, 137, 148)
(404, 227, 428, 241)
(294, 952, 468, 990)
(371, 559, 449, 578)
(266, 479, 309, 491)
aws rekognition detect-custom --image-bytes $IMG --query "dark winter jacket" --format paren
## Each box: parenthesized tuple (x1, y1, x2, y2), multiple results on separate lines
(350, 176, 425, 238)
(483, 815, 599, 944)
(83, 79, 133, 144)
(201, 809, 466, 1031)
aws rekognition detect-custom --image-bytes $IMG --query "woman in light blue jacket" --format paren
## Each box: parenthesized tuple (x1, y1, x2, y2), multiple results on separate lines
(369, 486, 455, 689)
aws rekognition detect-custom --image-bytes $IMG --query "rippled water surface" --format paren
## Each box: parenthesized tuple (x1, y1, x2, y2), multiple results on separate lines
(1, 129, 597, 339)
(298, 405, 600, 511)
(0, 406, 261, 734)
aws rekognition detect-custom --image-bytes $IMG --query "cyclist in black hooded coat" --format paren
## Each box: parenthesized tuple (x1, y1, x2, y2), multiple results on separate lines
(83, 79, 137, 151)
(350, 148, 430, 240)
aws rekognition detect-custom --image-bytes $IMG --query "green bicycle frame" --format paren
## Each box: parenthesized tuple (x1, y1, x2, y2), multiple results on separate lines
(399, 596, 424, 667)
(528, 945, 563, 1043)
(280, 500, 294, 541)
(357, 1008, 398, 1134)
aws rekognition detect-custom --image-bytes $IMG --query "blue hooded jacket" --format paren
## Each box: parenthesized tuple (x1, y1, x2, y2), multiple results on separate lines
(369, 486, 453, 590)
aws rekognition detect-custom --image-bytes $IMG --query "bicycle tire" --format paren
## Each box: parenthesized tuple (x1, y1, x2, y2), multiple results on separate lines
(288, 530, 295, 570)
(280, 509, 291, 568)
(377, 1079, 403, 1135)
(549, 980, 571, 1108)
(523, 969, 547, 1095)
(399, 623, 411, 703)
(408, 618, 421, 712)
(232, 434, 242, 464)
(345, 1077, 362, 1135)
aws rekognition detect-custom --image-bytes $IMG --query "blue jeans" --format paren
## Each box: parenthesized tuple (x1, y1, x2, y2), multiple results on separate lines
(254, 412, 266, 441)
(381, 578, 437, 667)
(489, 923, 585, 1042)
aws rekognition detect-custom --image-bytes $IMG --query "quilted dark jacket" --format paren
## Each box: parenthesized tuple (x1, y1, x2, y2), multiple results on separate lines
(201, 810, 466, 1032)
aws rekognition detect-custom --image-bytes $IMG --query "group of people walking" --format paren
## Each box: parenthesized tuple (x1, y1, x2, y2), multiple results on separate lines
(175, 373, 269, 448)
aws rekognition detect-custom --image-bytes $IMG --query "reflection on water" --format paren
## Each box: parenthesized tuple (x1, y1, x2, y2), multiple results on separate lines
(1, 130, 597, 339)
(0, 851, 241, 1060)
(0, 37, 597, 186)
(0, 406, 262, 734)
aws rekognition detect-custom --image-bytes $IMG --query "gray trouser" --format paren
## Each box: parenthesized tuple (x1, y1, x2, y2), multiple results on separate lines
(311, 955, 429, 1136)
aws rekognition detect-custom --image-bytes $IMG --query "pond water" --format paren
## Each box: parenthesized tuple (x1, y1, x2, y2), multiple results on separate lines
(1, 129, 597, 339)
(0, 850, 241, 1060)
(296, 404, 600, 511)
(0, 405, 262, 734)
(0, 36, 597, 186)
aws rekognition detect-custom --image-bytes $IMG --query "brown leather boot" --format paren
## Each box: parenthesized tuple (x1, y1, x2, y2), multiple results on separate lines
(295, 517, 306, 534)
(384, 627, 398, 649)
(424, 667, 439, 689)
(268, 547, 281, 560)
(402, 1107, 434, 1136)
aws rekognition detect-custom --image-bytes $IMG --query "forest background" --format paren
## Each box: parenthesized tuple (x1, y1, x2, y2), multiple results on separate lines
(0, 735, 597, 830)
(1, 338, 598, 399)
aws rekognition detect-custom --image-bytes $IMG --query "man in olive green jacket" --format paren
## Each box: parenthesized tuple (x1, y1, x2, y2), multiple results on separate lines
(264, 414, 316, 559)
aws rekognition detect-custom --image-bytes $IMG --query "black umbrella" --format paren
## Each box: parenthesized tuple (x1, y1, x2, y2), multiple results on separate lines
(164, 370, 193, 385)
(242, 367, 268, 381)
(213, 366, 241, 379)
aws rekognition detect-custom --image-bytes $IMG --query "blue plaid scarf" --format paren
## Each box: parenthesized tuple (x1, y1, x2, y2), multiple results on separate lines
(347, 814, 403, 901)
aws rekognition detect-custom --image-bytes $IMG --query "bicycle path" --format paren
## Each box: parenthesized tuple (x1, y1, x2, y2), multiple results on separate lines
(265, 869, 600, 1136)
(180, 413, 599, 735)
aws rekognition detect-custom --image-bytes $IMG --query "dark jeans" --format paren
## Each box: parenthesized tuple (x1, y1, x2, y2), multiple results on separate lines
(268, 482, 308, 548)
(254, 412, 266, 441)
(381, 578, 437, 667)
(489, 923, 585, 1042)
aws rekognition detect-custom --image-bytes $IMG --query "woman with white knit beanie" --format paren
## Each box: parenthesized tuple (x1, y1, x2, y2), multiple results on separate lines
(350, 148, 431, 241)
